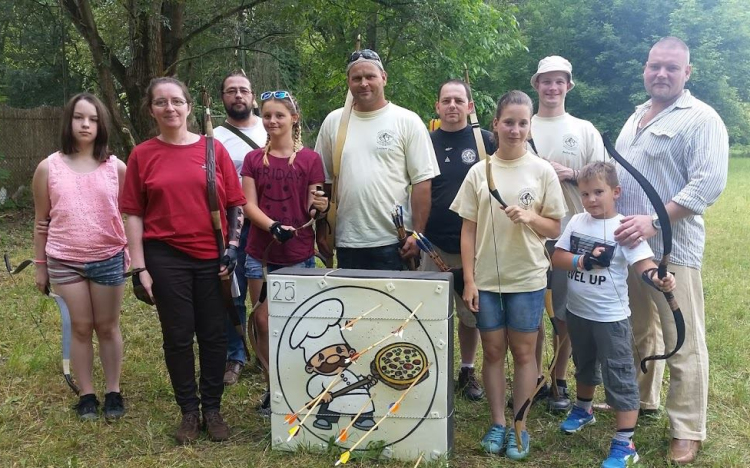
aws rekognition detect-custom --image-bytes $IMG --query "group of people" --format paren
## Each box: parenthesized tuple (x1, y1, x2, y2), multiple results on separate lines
(31, 34, 727, 467)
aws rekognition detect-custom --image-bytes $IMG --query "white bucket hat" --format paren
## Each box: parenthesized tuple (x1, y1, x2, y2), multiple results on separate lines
(530, 55, 575, 89)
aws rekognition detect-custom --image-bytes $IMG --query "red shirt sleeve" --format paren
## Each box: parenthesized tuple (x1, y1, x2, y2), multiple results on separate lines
(216, 141, 246, 208)
(120, 147, 145, 216)
(308, 149, 326, 186)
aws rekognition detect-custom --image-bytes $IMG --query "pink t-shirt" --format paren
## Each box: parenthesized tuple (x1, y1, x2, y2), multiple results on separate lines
(240, 147, 325, 264)
(45, 152, 128, 263)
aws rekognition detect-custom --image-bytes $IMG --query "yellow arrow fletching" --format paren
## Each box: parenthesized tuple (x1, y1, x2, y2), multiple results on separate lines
(286, 425, 300, 441)
(336, 451, 351, 465)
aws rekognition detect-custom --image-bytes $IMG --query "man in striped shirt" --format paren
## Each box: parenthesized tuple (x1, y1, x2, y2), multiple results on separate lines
(613, 36, 728, 465)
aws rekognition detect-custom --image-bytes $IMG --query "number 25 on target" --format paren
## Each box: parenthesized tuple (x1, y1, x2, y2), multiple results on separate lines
(270, 280, 296, 303)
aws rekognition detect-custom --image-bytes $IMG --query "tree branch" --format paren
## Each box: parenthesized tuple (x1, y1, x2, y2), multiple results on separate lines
(164, 33, 289, 75)
(168, 0, 272, 55)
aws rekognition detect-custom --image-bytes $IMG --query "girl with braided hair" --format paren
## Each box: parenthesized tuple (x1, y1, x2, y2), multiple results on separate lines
(240, 90, 327, 414)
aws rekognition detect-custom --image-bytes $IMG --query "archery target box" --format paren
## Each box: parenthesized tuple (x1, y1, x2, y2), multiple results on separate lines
(267, 268, 454, 462)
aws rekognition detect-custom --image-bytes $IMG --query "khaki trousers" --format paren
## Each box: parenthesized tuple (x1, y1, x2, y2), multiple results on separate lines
(627, 263, 708, 441)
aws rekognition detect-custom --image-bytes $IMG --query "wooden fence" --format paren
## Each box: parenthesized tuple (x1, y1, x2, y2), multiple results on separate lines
(0, 106, 62, 205)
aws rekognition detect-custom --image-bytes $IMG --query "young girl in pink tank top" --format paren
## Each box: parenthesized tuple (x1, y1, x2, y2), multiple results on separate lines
(32, 93, 128, 421)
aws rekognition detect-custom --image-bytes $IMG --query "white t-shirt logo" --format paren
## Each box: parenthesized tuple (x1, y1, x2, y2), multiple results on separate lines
(376, 130, 396, 148)
(518, 188, 536, 209)
(563, 134, 579, 150)
(461, 149, 477, 164)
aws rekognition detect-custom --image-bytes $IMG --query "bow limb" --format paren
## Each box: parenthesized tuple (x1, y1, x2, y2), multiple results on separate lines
(601, 134, 685, 373)
(4, 254, 79, 394)
(50, 292, 80, 395)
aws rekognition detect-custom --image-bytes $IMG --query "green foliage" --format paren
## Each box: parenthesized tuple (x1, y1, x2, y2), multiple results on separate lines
(499, 0, 750, 142)
(0, 0, 748, 144)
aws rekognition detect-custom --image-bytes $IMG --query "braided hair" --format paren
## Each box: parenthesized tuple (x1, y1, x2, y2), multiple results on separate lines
(261, 92, 303, 167)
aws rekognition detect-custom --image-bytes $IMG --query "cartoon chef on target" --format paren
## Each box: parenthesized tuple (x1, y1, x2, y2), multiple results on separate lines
(289, 298, 376, 431)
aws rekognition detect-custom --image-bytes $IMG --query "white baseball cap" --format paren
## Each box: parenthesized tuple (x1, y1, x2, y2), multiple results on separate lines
(530, 56, 575, 89)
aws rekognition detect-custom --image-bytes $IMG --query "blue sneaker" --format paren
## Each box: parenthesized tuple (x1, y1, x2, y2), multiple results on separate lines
(602, 438, 639, 468)
(560, 405, 596, 434)
(506, 428, 530, 460)
(480, 424, 506, 455)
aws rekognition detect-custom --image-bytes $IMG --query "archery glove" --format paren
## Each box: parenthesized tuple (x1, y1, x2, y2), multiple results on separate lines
(220, 245, 238, 275)
(270, 221, 294, 243)
(582, 250, 612, 270)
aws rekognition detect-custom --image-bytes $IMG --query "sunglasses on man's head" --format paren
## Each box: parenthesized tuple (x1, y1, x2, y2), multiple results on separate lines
(348, 49, 381, 64)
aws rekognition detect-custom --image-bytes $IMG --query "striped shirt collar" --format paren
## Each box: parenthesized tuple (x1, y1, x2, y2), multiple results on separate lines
(636, 89, 694, 115)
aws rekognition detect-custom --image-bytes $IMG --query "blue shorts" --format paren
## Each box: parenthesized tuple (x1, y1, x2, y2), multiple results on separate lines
(47, 250, 126, 286)
(244, 254, 316, 279)
(476, 288, 545, 333)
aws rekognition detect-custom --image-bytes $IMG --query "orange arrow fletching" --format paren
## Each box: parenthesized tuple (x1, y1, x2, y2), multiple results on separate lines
(285, 413, 298, 424)
(336, 429, 348, 442)
(388, 402, 400, 414)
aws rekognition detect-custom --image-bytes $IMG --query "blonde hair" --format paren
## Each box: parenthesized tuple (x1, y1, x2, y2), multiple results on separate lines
(261, 93, 303, 167)
(578, 161, 619, 188)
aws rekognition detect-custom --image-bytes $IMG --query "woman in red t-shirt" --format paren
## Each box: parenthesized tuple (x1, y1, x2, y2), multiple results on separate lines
(239, 90, 327, 413)
(120, 77, 246, 444)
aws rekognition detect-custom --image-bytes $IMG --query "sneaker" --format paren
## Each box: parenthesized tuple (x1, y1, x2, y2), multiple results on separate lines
(560, 405, 596, 434)
(103, 392, 125, 421)
(457, 367, 485, 401)
(74, 394, 100, 421)
(480, 424, 506, 455)
(203, 410, 230, 441)
(548, 387, 571, 413)
(506, 428, 530, 460)
(257, 389, 271, 417)
(223, 360, 244, 386)
(175, 412, 201, 445)
(602, 438, 639, 468)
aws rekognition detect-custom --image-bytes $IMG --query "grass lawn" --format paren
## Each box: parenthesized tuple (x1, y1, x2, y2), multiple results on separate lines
(0, 159, 747, 468)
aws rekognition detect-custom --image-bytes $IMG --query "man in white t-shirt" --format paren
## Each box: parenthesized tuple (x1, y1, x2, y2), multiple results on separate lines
(213, 71, 267, 386)
(529, 56, 607, 412)
(315, 50, 438, 270)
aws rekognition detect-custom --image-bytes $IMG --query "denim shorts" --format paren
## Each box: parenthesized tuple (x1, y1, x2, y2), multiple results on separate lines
(47, 250, 126, 286)
(476, 288, 545, 333)
(244, 254, 316, 279)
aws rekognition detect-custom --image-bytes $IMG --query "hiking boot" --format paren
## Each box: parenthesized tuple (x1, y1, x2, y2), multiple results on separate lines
(74, 394, 100, 421)
(560, 405, 596, 434)
(203, 410, 230, 441)
(103, 392, 125, 421)
(175, 412, 201, 445)
(223, 360, 244, 386)
(602, 438, 639, 468)
(480, 424, 506, 455)
(534, 382, 550, 402)
(257, 389, 271, 417)
(547, 386, 571, 413)
(506, 428, 530, 460)
(457, 367, 485, 401)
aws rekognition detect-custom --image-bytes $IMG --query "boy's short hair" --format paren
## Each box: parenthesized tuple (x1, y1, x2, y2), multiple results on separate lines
(578, 161, 619, 188)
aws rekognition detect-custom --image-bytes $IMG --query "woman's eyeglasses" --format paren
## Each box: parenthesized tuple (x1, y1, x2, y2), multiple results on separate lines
(152, 98, 187, 108)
